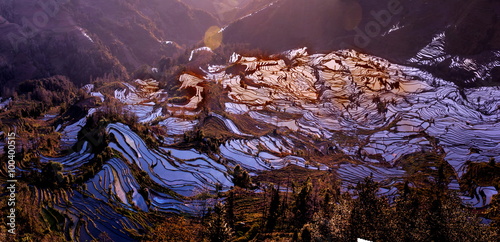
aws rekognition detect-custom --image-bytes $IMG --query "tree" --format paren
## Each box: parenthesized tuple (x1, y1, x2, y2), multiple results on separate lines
(232, 165, 252, 189)
(265, 185, 281, 232)
(300, 224, 312, 242)
(487, 194, 500, 230)
(489, 157, 496, 166)
(293, 178, 313, 229)
(349, 176, 391, 241)
(40, 161, 69, 187)
(310, 193, 353, 241)
(226, 191, 235, 229)
(392, 182, 429, 241)
(423, 176, 493, 242)
(206, 202, 233, 242)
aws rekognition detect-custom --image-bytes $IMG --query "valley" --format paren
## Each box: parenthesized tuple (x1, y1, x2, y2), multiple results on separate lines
(2, 47, 499, 240)
(1, 1, 500, 241)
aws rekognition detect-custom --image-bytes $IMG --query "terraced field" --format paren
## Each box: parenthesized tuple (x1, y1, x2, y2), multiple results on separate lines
(34, 48, 500, 239)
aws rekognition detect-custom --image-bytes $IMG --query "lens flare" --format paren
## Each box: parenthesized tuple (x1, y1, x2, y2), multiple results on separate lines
(204, 26, 223, 50)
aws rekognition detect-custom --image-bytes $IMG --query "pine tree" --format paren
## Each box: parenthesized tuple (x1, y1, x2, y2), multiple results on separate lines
(293, 178, 313, 229)
(266, 185, 281, 232)
(226, 191, 235, 229)
(206, 202, 233, 242)
(349, 176, 390, 241)
(300, 224, 312, 242)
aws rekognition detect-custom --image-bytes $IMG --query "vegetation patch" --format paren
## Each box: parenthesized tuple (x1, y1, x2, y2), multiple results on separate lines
(461, 158, 500, 192)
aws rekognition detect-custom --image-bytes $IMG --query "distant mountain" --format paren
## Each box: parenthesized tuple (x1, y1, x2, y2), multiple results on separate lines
(222, 0, 500, 87)
(179, 0, 275, 24)
(0, 0, 217, 92)
(2, 0, 498, 93)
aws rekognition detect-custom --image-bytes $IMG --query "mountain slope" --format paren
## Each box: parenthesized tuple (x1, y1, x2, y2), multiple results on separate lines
(222, 0, 500, 87)
(0, 0, 217, 92)
(2, 47, 499, 241)
(179, 0, 275, 24)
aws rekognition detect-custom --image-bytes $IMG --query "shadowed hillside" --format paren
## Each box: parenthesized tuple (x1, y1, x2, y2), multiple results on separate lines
(0, 0, 217, 93)
(179, 0, 275, 24)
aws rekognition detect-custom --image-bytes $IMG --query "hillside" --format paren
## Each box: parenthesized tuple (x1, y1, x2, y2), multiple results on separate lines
(0, 0, 217, 93)
(1, 1, 500, 241)
(179, 0, 274, 24)
(1, 48, 499, 241)
(222, 0, 500, 87)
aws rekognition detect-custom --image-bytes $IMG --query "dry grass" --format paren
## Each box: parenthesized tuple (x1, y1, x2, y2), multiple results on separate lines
(253, 165, 331, 187)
